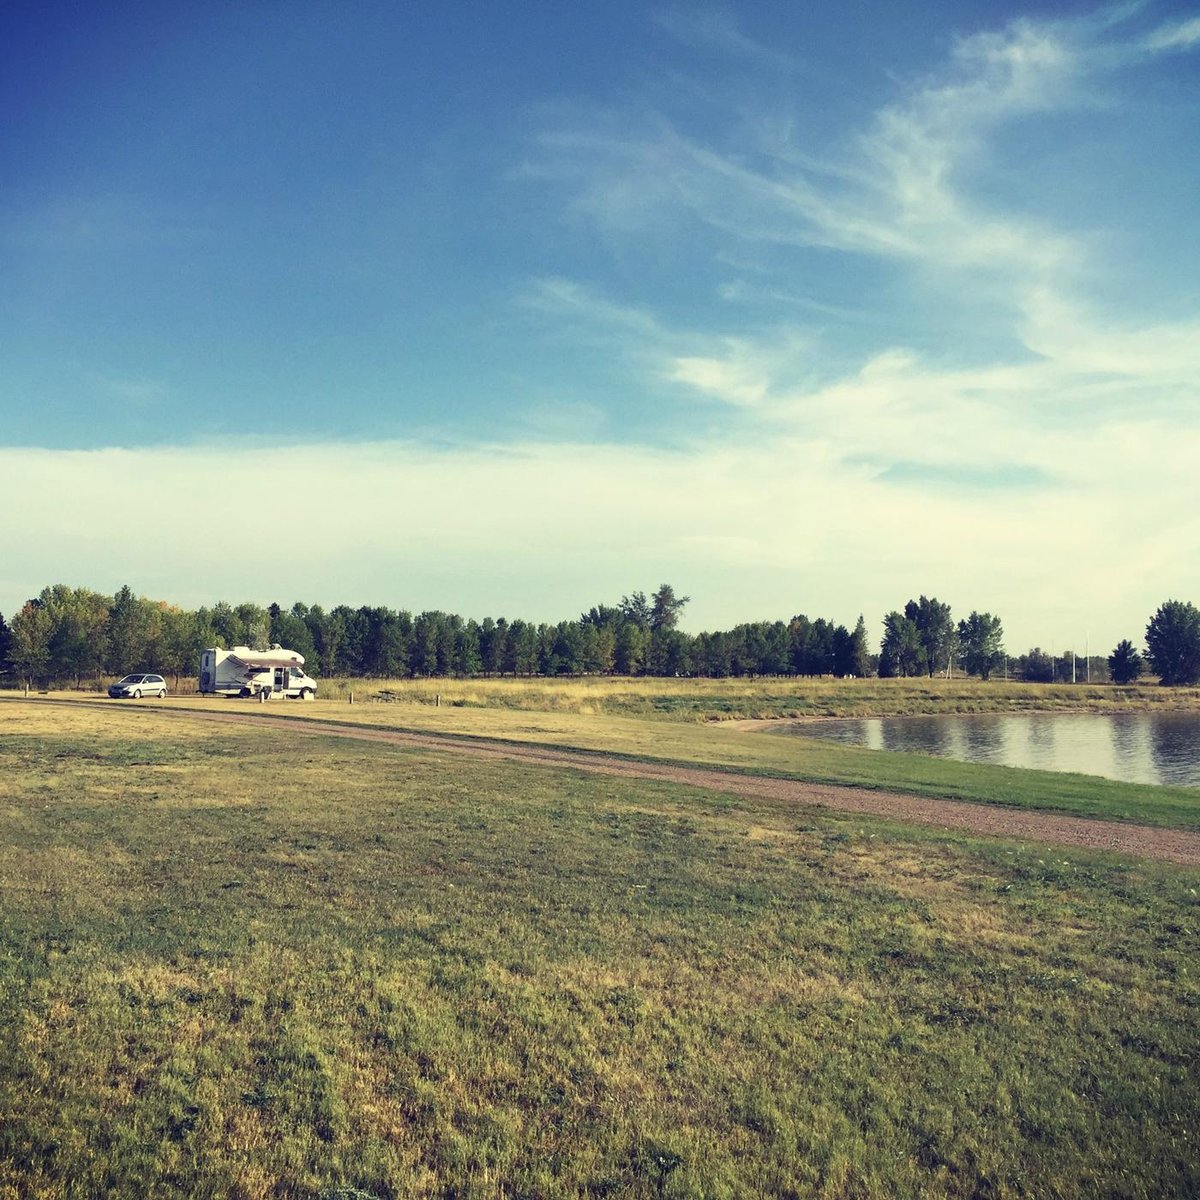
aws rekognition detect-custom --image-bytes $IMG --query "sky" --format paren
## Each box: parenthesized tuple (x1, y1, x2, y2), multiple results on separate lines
(2, 1, 1198, 652)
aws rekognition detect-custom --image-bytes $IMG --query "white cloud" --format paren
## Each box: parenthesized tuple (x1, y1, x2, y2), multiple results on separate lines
(666, 349, 769, 407)
(533, 14, 1087, 292)
(1144, 14, 1200, 51)
(1, 433, 1195, 651)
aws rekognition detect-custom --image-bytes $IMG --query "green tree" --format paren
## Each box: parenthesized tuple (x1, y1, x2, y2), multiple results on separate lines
(272, 604, 319, 668)
(146, 603, 197, 685)
(0, 611, 12, 679)
(788, 615, 813, 675)
(1018, 648, 1055, 683)
(454, 620, 482, 676)
(848, 614, 871, 678)
(483, 617, 508, 675)
(904, 596, 955, 676)
(650, 584, 690, 632)
(1107, 639, 1143, 685)
(614, 621, 647, 675)
(40, 585, 109, 685)
(593, 623, 616, 674)
(696, 630, 730, 678)
(208, 602, 239, 649)
(619, 591, 652, 630)
(503, 620, 539, 676)
(831, 624, 856, 678)
(10, 599, 53, 686)
(1145, 600, 1200, 686)
(234, 602, 270, 649)
(106, 585, 154, 673)
(879, 611, 922, 677)
(957, 612, 1005, 680)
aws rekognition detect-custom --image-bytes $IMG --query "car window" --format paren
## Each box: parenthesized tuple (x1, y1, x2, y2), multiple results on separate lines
(147, 676, 163, 683)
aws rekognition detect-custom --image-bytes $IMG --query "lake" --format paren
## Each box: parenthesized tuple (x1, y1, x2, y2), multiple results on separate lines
(769, 711, 1200, 788)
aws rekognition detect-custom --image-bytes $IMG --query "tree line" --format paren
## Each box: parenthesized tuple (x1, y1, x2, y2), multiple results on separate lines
(0, 583, 1197, 687)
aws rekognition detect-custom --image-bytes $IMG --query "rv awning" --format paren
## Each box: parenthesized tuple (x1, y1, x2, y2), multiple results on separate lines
(227, 647, 305, 669)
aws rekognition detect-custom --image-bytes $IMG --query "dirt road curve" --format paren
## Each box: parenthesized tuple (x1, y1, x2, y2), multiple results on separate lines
(164, 707, 1200, 866)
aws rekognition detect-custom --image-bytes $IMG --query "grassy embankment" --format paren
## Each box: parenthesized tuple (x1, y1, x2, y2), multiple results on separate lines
(309, 675, 1200, 720)
(1, 702, 1197, 1198)
(82, 673, 1200, 719)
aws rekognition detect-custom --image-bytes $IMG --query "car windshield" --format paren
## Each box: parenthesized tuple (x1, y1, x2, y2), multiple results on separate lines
(119, 675, 145, 684)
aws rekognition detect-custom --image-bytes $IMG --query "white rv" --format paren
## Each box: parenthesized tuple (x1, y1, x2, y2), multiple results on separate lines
(199, 646, 318, 699)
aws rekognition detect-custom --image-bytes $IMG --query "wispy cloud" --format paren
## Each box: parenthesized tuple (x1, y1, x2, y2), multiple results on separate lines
(666, 350, 769, 407)
(503, 4, 1200, 647)
(520, 276, 667, 340)
(529, 6, 1199, 442)
(533, 15, 1088, 286)
(94, 375, 171, 406)
(651, 7, 798, 73)
(1144, 13, 1200, 51)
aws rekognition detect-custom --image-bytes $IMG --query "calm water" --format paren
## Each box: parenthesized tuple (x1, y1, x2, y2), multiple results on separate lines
(771, 712, 1200, 788)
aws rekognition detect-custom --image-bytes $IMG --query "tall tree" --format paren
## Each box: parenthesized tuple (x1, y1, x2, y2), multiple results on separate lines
(619, 591, 652, 631)
(41, 585, 109, 684)
(1145, 600, 1200, 686)
(879, 611, 922, 677)
(454, 620, 482, 677)
(0, 611, 11, 678)
(1108, 639, 1143, 685)
(650, 584, 690, 632)
(234, 602, 270, 649)
(831, 623, 860, 678)
(904, 596, 955, 676)
(614, 622, 647, 675)
(788, 615, 814, 675)
(957, 612, 1005, 680)
(208, 601, 239, 649)
(9, 599, 53, 686)
(272, 605, 318, 667)
(106, 585, 154, 672)
(848, 615, 871, 678)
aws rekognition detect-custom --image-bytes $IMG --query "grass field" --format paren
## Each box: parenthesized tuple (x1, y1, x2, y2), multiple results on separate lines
(143, 694, 1200, 831)
(1, 701, 1197, 1198)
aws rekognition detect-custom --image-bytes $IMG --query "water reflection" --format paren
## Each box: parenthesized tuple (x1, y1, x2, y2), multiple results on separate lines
(960, 717, 1004, 763)
(777, 712, 1200, 787)
(1149, 714, 1200, 785)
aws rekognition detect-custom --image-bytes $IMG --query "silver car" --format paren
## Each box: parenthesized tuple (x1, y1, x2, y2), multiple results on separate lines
(108, 673, 168, 699)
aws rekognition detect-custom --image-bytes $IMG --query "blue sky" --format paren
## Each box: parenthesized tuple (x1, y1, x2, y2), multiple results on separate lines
(2, 1, 1198, 650)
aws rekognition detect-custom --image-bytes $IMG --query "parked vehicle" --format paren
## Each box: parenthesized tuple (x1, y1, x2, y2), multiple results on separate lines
(198, 646, 317, 699)
(109, 673, 168, 699)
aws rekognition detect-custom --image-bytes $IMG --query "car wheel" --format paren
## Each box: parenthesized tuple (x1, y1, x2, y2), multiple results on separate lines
(132, 689, 142, 699)
(158, 689, 167, 699)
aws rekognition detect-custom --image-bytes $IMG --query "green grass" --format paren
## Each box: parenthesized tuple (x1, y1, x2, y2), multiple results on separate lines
(1, 703, 1197, 1198)
(146, 695, 1200, 831)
